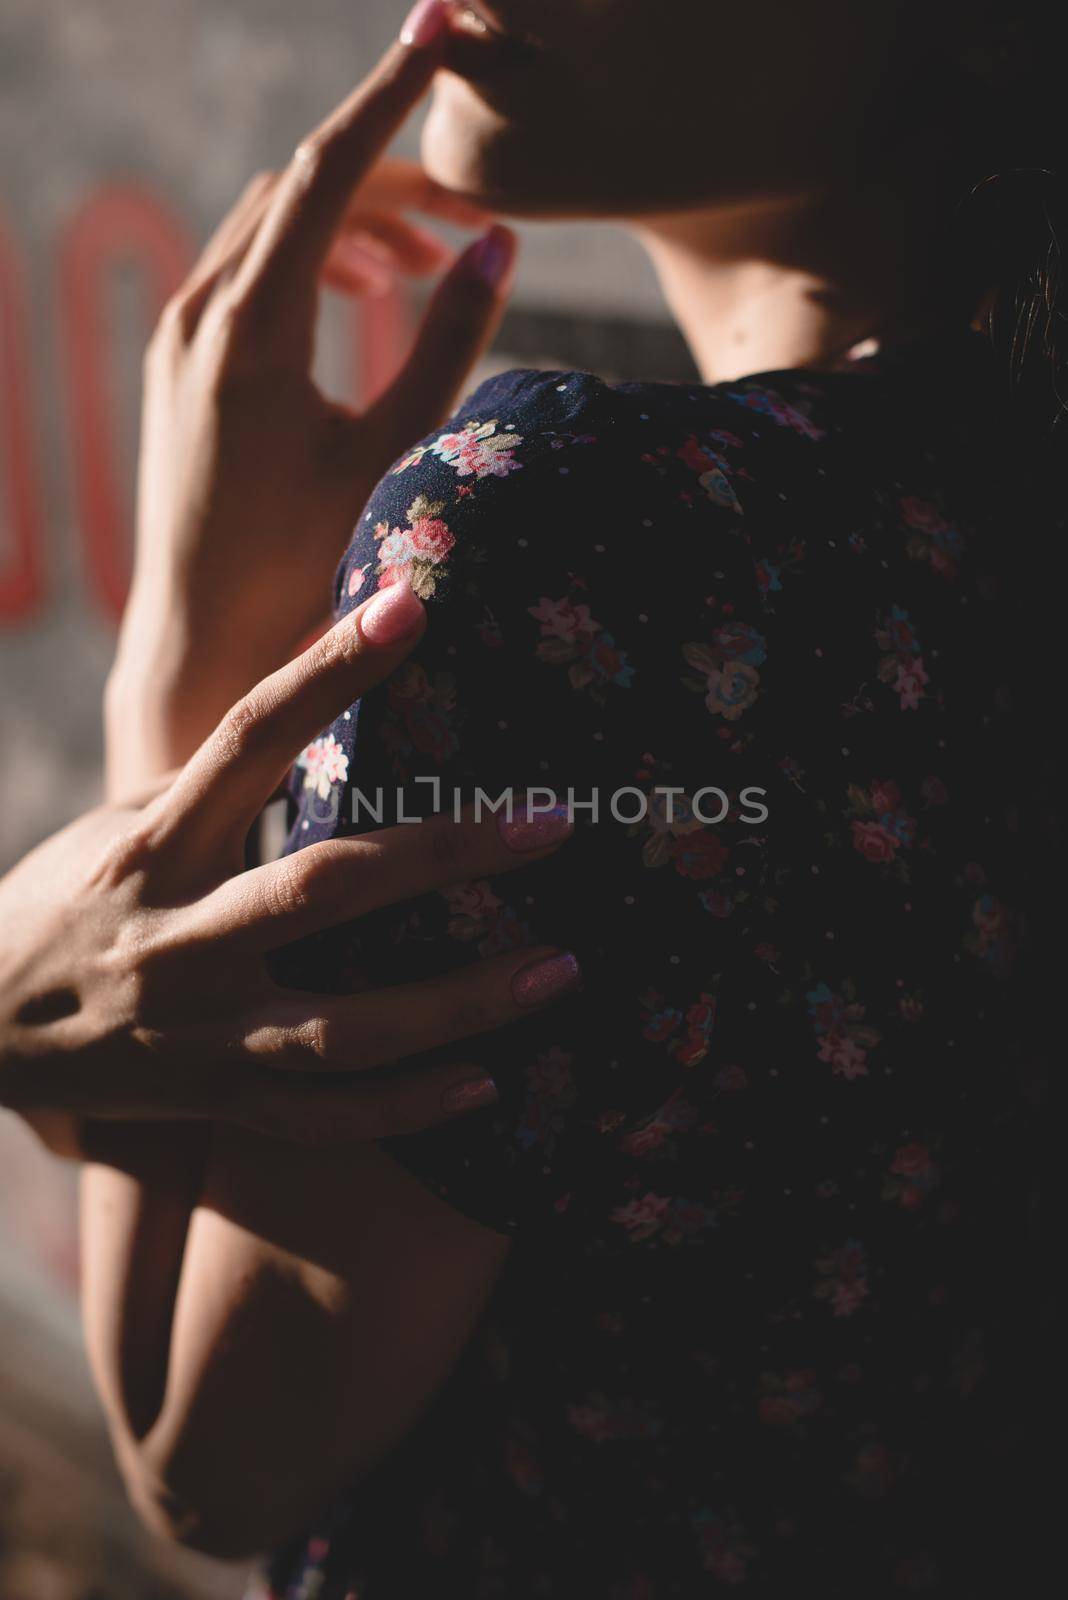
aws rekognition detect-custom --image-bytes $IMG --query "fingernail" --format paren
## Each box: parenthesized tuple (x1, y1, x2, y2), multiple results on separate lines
(360, 580, 424, 645)
(464, 226, 514, 290)
(441, 1075, 499, 1115)
(400, 0, 449, 47)
(512, 952, 581, 1009)
(498, 803, 573, 854)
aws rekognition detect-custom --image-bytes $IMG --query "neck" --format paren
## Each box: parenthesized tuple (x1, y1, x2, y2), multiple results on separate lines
(632, 182, 956, 384)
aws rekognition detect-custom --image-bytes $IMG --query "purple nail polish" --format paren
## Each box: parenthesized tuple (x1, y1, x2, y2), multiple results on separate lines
(498, 803, 573, 854)
(465, 227, 514, 290)
(512, 952, 581, 1009)
(441, 1075, 499, 1115)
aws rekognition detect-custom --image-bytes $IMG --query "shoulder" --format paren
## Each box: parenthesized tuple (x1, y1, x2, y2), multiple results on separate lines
(380, 360, 845, 496)
(336, 363, 853, 615)
(419, 363, 845, 454)
(373, 360, 848, 502)
(385, 365, 655, 489)
(338, 367, 645, 611)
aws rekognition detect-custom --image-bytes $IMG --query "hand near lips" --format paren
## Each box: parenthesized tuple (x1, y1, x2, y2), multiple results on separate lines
(111, 12, 517, 797)
(317, 158, 489, 300)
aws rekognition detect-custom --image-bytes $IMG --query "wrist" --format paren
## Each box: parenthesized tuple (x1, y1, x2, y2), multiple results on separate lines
(104, 624, 215, 800)
(110, 574, 299, 714)
(103, 663, 218, 801)
(104, 616, 290, 801)
(105, 579, 317, 798)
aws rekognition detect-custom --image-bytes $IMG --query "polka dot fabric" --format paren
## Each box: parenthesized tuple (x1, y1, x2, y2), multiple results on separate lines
(266, 328, 1044, 1597)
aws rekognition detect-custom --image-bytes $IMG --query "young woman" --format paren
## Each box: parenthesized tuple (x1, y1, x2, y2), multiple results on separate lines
(83, 2, 1059, 1594)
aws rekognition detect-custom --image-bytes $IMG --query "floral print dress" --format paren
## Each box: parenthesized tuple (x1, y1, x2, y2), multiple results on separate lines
(262, 326, 1048, 1597)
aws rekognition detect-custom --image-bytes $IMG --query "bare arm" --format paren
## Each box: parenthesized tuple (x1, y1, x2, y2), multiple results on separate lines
(77, 12, 533, 1557)
(81, 1131, 509, 1559)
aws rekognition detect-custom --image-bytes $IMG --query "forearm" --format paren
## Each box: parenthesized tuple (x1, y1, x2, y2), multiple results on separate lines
(86, 582, 509, 1553)
(80, 1124, 212, 1449)
(84, 1128, 507, 1560)
(78, 625, 223, 1446)
(104, 583, 276, 799)
(113, 1136, 375, 1559)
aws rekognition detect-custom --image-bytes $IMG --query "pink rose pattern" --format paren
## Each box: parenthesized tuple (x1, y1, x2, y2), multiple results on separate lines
(272, 339, 1046, 1597)
(372, 493, 457, 599)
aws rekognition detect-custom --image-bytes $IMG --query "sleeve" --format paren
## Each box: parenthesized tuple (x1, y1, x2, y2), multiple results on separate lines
(274, 368, 781, 1242)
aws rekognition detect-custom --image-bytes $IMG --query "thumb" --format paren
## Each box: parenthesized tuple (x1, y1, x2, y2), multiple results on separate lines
(364, 223, 518, 463)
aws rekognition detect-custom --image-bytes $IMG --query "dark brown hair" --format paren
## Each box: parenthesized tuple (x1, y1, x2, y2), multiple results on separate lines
(949, 9, 1067, 471)
(962, 168, 1066, 454)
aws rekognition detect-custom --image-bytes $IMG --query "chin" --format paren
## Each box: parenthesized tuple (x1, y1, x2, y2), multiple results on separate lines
(420, 77, 602, 220)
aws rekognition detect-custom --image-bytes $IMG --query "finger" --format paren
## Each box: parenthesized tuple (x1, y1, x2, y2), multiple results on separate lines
(352, 158, 492, 228)
(69, 1059, 498, 1142)
(333, 212, 453, 278)
(183, 142, 483, 345)
(228, 19, 450, 359)
(170, 176, 280, 340)
(199, 177, 454, 306)
(159, 581, 427, 857)
(226, 1064, 501, 1145)
(189, 172, 278, 289)
(245, 945, 583, 1074)
(321, 239, 400, 299)
(194, 801, 574, 950)
(366, 225, 518, 460)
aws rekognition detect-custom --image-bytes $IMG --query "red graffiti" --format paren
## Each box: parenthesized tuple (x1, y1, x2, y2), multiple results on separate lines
(58, 184, 195, 621)
(0, 220, 45, 623)
(0, 186, 416, 630)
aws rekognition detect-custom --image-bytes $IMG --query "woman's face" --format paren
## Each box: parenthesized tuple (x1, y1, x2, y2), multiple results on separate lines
(426, 0, 910, 217)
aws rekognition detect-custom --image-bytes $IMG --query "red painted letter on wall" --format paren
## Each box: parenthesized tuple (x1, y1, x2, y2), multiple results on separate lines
(0, 219, 45, 623)
(59, 185, 193, 622)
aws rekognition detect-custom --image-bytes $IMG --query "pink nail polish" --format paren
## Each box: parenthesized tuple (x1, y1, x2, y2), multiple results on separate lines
(512, 952, 581, 1009)
(441, 1075, 499, 1115)
(465, 227, 514, 290)
(499, 803, 572, 854)
(360, 581, 424, 645)
(400, 0, 449, 47)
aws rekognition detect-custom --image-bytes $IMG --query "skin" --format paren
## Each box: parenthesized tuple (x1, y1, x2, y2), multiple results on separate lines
(80, 25, 534, 1557)
(2, 596, 574, 1140)
(112, 157, 499, 787)
(82, 0, 1020, 1560)
(427, 1, 909, 212)
(427, 0, 992, 379)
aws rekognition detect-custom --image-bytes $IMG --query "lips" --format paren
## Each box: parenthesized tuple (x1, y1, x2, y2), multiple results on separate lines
(440, 1, 540, 81)
(445, 3, 505, 39)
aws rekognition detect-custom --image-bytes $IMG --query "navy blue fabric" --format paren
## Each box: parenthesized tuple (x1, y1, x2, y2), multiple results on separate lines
(264, 330, 1044, 1596)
